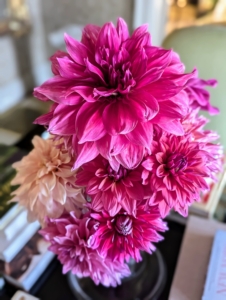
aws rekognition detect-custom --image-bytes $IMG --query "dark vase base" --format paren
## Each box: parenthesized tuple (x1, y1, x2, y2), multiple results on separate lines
(67, 249, 166, 300)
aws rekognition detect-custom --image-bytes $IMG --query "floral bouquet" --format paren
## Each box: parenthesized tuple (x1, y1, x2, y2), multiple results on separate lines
(10, 18, 222, 287)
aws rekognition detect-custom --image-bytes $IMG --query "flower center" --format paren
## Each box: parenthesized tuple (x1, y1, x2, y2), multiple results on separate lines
(107, 165, 128, 181)
(167, 153, 187, 173)
(115, 215, 133, 236)
(98, 48, 136, 96)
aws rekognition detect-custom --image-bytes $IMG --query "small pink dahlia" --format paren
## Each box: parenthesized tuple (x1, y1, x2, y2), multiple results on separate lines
(185, 74, 219, 115)
(11, 136, 85, 224)
(34, 18, 195, 170)
(142, 130, 222, 217)
(76, 155, 150, 216)
(90, 205, 167, 263)
(40, 212, 130, 287)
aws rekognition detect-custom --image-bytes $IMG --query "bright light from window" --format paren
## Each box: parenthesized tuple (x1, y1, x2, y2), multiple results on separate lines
(166, 0, 175, 5)
(177, 0, 187, 8)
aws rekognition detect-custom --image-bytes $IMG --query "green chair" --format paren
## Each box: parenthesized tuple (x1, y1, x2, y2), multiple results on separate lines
(162, 25, 226, 148)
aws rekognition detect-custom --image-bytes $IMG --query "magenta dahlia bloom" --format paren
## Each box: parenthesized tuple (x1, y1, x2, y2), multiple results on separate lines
(185, 74, 219, 115)
(90, 205, 167, 263)
(76, 155, 150, 216)
(34, 18, 195, 170)
(142, 130, 222, 217)
(40, 212, 130, 287)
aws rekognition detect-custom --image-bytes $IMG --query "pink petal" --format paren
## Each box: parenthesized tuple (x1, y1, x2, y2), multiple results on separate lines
(121, 198, 136, 216)
(85, 58, 106, 84)
(151, 101, 184, 135)
(156, 165, 167, 178)
(129, 90, 159, 121)
(145, 80, 183, 101)
(116, 18, 129, 42)
(103, 101, 137, 135)
(75, 171, 90, 186)
(49, 104, 78, 135)
(81, 24, 101, 52)
(34, 76, 83, 105)
(130, 48, 147, 80)
(116, 144, 144, 169)
(57, 56, 86, 79)
(95, 22, 120, 64)
(33, 89, 49, 101)
(73, 141, 99, 169)
(99, 177, 112, 191)
(155, 152, 164, 164)
(76, 102, 106, 143)
(34, 110, 54, 125)
(91, 194, 104, 211)
(108, 157, 120, 172)
(142, 158, 154, 171)
(101, 192, 121, 216)
(147, 49, 172, 70)
(132, 24, 149, 39)
(73, 86, 96, 102)
(93, 87, 117, 97)
(50, 50, 69, 75)
(136, 68, 163, 88)
(86, 178, 100, 194)
(158, 200, 171, 218)
(64, 33, 92, 66)
(126, 122, 153, 149)
(126, 182, 144, 200)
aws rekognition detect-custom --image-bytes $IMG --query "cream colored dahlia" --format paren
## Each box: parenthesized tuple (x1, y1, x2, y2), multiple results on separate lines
(11, 136, 85, 224)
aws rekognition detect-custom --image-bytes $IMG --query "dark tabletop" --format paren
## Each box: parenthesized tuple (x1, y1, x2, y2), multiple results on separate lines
(0, 219, 185, 300)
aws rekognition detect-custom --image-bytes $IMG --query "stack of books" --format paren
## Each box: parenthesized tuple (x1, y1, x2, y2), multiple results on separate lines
(0, 145, 54, 291)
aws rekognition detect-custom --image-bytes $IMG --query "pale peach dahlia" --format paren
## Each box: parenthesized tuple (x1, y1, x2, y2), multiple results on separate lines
(11, 136, 85, 224)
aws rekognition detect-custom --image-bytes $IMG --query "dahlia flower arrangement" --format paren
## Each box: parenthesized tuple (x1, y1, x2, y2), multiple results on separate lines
(11, 18, 223, 287)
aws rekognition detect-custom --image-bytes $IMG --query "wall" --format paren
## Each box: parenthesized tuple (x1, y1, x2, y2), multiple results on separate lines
(41, 0, 133, 56)
(0, 0, 133, 113)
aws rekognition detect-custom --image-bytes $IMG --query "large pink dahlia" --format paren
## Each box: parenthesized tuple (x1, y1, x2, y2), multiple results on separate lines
(34, 18, 195, 170)
(76, 155, 150, 216)
(11, 136, 85, 224)
(90, 205, 167, 263)
(40, 212, 130, 287)
(142, 129, 222, 217)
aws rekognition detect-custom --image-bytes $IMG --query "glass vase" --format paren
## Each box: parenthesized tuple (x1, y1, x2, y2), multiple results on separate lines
(67, 249, 166, 300)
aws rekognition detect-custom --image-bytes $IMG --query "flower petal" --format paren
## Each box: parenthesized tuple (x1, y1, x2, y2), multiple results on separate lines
(129, 90, 159, 121)
(103, 101, 137, 135)
(95, 22, 120, 64)
(64, 33, 92, 65)
(116, 144, 144, 169)
(116, 18, 129, 42)
(49, 104, 78, 135)
(76, 102, 106, 143)
(126, 182, 144, 200)
(126, 122, 153, 149)
(81, 24, 101, 52)
(74, 141, 99, 169)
